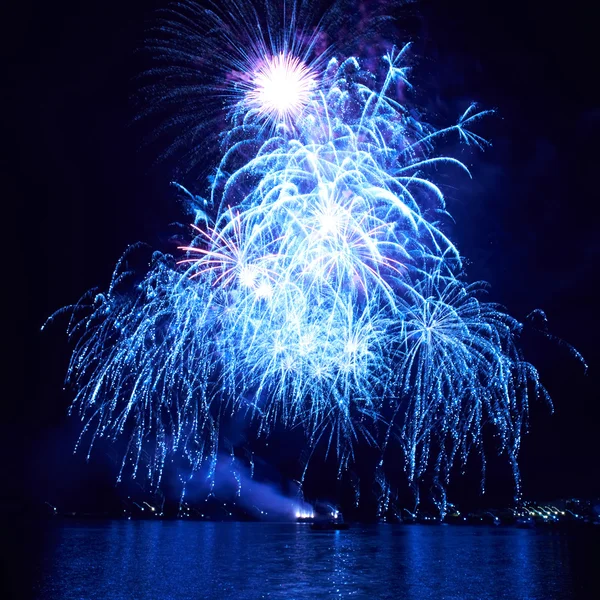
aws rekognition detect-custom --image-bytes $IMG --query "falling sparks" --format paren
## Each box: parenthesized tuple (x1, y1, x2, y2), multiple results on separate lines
(46, 1, 584, 503)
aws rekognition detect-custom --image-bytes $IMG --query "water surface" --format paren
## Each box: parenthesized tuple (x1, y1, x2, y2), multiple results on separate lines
(33, 521, 597, 599)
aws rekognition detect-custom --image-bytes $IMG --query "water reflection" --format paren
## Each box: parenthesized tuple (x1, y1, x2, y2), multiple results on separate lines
(36, 522, 595, 599)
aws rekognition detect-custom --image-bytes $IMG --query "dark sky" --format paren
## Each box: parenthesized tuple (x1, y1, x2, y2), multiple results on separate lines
(3, 0, 598, 515)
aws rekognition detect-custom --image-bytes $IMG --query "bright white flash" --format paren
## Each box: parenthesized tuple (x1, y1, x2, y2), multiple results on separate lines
(255, 281, 273, 299)
(248, 53, 316, 124)
(239, 265, 259, 289)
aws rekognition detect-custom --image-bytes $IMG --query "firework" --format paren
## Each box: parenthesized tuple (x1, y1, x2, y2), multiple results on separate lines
(47, 0, 583, 504)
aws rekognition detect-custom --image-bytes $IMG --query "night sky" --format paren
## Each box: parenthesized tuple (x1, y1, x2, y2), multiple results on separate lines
(3, 0, 599, 518)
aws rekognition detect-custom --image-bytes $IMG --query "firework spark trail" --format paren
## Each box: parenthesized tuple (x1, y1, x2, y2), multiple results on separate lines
(45, 0, 584, 501)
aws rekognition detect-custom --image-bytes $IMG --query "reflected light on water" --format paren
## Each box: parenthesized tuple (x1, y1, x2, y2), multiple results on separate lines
(36, 522, 596, 599)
